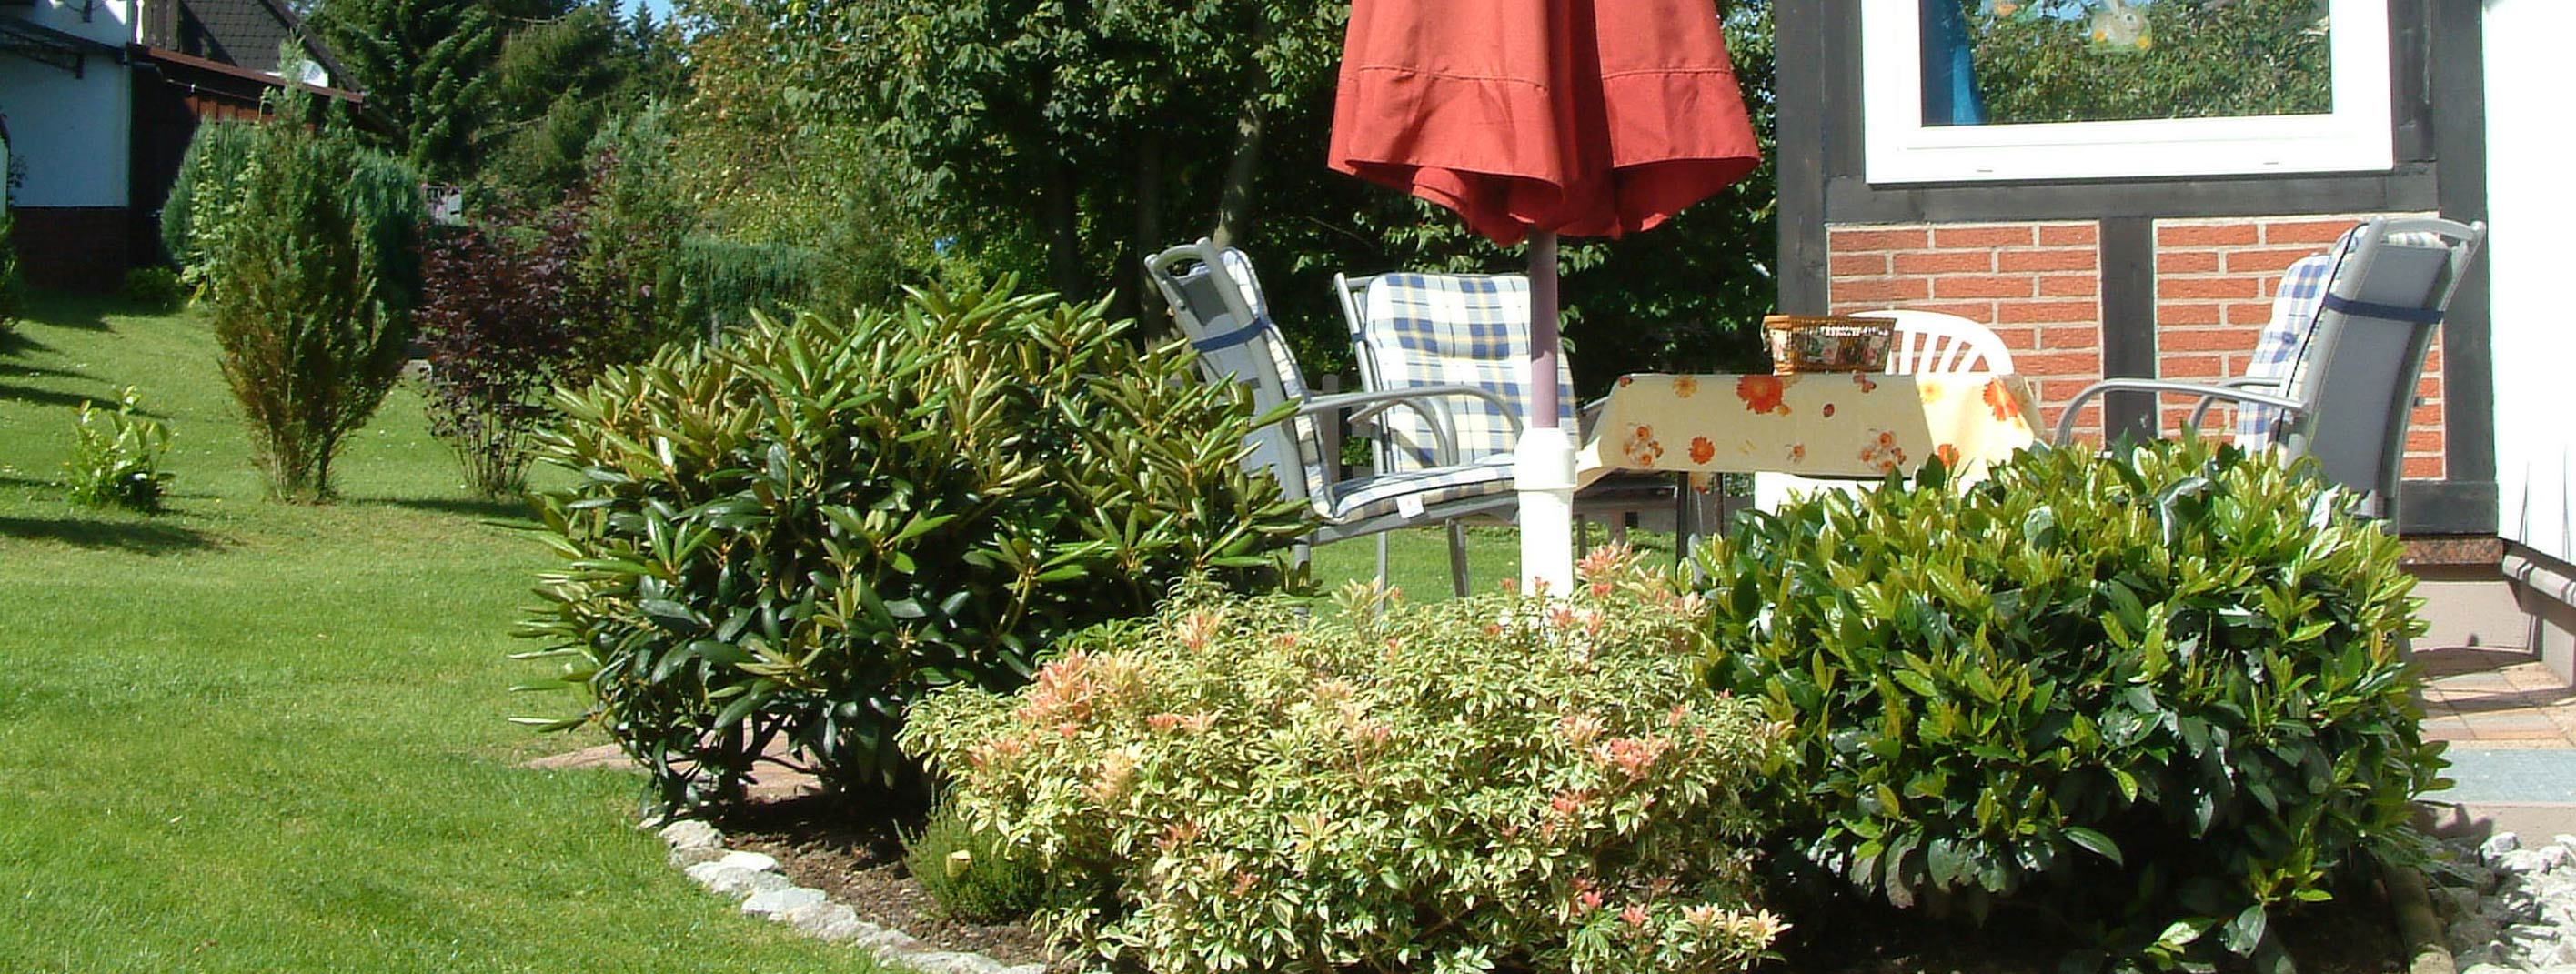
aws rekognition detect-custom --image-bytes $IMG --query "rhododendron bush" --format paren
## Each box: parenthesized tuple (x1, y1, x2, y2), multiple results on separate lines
(901, 549, 1788, 974)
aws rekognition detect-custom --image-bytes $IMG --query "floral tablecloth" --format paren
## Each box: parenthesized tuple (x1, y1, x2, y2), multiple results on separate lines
(1575, 372, 2043, 482)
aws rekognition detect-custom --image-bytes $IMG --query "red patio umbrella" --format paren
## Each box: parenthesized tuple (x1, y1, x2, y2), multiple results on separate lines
(1328, 0, 1761, 588)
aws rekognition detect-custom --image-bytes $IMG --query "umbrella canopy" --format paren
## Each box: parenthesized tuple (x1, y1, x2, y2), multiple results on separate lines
(1328, 0, 1760, 590)
(1328, 0, 1761, 246)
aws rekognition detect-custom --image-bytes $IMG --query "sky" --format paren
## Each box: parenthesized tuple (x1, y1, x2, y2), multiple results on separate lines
(620, 0, 673, 21)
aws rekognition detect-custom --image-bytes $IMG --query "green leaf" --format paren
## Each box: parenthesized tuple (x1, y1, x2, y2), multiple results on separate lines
(2063, 827, 2123, 866)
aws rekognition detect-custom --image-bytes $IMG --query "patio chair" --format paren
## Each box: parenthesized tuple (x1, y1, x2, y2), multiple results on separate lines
(1330, 270, 1686, 587)
(1146, 239, 1525, 595)
(1755, 309, 2018, 509)
(2054, 216, 2487, 522)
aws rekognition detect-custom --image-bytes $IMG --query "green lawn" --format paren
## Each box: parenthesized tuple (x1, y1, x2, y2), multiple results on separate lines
(0, 295, 878, 972)
(0, 294, 1615, 971)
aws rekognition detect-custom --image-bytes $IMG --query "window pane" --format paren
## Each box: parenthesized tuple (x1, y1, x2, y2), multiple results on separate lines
(1921, 0, 2335, 126)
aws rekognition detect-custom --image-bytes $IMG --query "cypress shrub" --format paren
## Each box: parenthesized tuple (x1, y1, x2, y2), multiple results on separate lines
(661, 236, 825, 344)
(162, 121, 264, 289)
(204, 117, 427, 501)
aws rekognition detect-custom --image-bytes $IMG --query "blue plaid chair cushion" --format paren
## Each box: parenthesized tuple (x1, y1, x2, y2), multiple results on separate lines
(1354, 273, 1578, 471)
(2234, 254, 2333, 448)
(1199, 249, 1334, 513)
(1319, 454, 1519, 524)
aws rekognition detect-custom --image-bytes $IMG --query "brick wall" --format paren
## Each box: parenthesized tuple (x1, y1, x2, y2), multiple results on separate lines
(6, 206, 133, 293)
(1823, 214, 2447, 479)
(1826, 220, 2106, 437)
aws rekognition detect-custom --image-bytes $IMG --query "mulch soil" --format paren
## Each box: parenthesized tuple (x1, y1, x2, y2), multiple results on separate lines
(715, 791, 2406, 974)
(715, 792, 1060, 969)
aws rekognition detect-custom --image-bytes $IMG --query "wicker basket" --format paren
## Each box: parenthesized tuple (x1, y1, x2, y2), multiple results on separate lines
(1764, 315, 1895, 375)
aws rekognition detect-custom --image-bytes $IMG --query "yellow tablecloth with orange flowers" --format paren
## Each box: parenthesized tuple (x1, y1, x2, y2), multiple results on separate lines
(1575, 372, 2043, 483)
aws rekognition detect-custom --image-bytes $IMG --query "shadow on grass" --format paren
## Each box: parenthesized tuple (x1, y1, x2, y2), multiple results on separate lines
(0, 516, 226, 555)
(16, 291, 120, 332)
(374, 496, 540, 523)
(0, 360, 96, 383)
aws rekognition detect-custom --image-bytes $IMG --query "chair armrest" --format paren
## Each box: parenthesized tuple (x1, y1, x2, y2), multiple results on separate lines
(2183, 376, 2288, 429)
(2054, 377, 2304, 446)
(1300, 385, 1520, 467)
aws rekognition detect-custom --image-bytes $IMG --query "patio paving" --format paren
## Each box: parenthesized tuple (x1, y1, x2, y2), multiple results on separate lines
(2415, 646, 2576, 838)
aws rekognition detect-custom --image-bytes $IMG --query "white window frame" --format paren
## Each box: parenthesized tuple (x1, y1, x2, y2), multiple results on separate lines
(1862, 0, 2396, 185)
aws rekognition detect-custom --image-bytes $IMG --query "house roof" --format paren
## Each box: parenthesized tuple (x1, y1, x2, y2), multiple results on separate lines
(157, 0, 356, 93)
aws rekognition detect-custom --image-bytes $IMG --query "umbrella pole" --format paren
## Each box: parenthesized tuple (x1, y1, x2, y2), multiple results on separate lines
(1517, 230, 1579, 596)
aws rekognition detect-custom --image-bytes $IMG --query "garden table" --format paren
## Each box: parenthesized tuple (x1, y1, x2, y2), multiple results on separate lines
(1575, 371, 2043, 484)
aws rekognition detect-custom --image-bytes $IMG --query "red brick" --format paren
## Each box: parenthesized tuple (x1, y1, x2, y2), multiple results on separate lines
(2159, 303, 2224, 326)
(2037, 326, 2100, 348)
(2407, 430, 2445, 452)
(2158, 223, 2259, 247)
(2038, 224, 2098, 246)
(1902, 301, 2001, 320)
(2403, 457, 2445, 479)
(1830, 253, 1891, 276)
(2410, 406, 2445, 427)
(2018, 351, 2108, 375)
(2038, 276, 2100, 297)
(1997, 300, 2098, 324)
(2158, 356, 2228, 378)
(2158, 251, 2221, 274)
(1831, 277, 1931, 302)
(2264, 218, 2360, 246)
(1933, 276, 2036, 299)
(1934, 226, 2038, 248)
(1831, 227, 1930, 251)
(2223, 247, 2321, 275)
(1986, 326, 2038, 348)
(2226, 302, 2272, 326)
(2160, 329, 2259, 352)
(1999, 249, 2098, 273)
(1895, 250, 1997, 274)
(2158, 276, 2262, 300)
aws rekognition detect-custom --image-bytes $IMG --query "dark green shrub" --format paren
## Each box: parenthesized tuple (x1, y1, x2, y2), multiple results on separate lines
(120, 266, 187, 313)
(65, 386, 175, 512)
(514, 281, 1308, 810)
(1697, 436, 2443, 971)
(902, 801, 1045, 924)
(903, 553, 1789, 974)
(205, 115, 427, 502)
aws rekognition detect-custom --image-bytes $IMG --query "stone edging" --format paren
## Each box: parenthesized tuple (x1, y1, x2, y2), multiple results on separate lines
(651, 818, 1044, 974)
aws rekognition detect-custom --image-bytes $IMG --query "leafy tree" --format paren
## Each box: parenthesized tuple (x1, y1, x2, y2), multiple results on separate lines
(312, 0, 501, 180)
(478, 1, 686, 199)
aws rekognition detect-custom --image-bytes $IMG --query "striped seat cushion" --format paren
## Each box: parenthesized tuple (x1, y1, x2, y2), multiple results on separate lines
(1357, 273, 1576, 470)
(1317, 454, 1518, 524)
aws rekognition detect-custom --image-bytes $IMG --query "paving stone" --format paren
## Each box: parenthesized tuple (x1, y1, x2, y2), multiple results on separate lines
(2489, 834, 2529, 864)
(659, 820, 723, 851)
(743, 886, 829, 918)
(669, 845, 727, 869)
(688, 863, 793, 898)
(710, 849, 779, 873)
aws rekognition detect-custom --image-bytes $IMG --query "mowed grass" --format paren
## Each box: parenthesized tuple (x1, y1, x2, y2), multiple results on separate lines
(0, 294, 1647, 972)
(0, 295, 875, 973)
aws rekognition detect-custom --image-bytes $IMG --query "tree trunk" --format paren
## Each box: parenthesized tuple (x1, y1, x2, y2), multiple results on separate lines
(1128, 130, 1165, 325)
(1211, 93, 1267, 249)
(1043, 156, 1084, 301)
(1210, 15, 1278, 248)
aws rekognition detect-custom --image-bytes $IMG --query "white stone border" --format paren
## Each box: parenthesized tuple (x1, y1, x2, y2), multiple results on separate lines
(654, 818, 1047, 974)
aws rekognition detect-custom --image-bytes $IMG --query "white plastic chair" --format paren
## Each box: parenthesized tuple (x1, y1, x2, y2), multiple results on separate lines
(1755, 310, 2017, 510)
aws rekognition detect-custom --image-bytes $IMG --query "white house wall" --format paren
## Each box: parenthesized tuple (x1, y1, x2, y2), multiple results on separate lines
(2484, 0, 2576, 566)
(0, 0, 136, 208)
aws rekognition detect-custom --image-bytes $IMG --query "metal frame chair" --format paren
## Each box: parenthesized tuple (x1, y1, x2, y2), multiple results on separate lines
(1146, 239, 1526, 594)
(2055, 216, 2487, 522)
(1755, 309, 2018, 510)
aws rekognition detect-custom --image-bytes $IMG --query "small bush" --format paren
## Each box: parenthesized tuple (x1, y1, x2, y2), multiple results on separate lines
(903, 801, 1046, 924)
(120, 266, 187, 313)
(203, 113, 427, 502)
(514, 281, 1308, 810)
(903, 551, 1790, 974)
(662, 236, 826, 344)
(65, 387, 175, 512)
(1, 196, 21, 337)
(414, 222, 592, 498)
(1697, 436, 2442, 971)
(162, 121, 264, 289)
